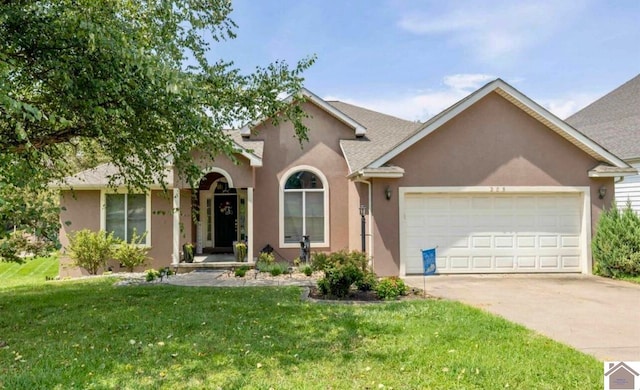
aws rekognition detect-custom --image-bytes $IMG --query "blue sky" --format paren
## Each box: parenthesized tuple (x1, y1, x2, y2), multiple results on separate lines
(212, 0, 640, 121)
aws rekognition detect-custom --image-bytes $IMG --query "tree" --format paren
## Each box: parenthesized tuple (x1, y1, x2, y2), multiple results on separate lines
(0, 0, 314, 261)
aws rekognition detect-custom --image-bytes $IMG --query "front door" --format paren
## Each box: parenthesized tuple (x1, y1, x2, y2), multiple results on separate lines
(214, 194, 237, 248)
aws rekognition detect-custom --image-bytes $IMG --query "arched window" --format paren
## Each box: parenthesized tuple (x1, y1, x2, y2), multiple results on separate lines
(280, 167, 328, 247)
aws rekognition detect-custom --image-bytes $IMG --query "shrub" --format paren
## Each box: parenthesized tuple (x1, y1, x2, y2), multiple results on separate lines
(145, 269, 160, 282)
(269, 262, 289, 276)
(112, 230, 150, 272)
(375, 277, 408, 300)
(356, 271, 378, 291)
(592, 202, 640, 278)
(255, 261, 288, 276)
(146, 267, 173, 282)
(314, 250, 370, 298)
(310, 252, 329, 271)
(301, 264, 313, 277)
(67, 229, 119, 275)
(317, 277, 330, 295)
(258, 252, 275, 265)
(234, 265, 250, 277)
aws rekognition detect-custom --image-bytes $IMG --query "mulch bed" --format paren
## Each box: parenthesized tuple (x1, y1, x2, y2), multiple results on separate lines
(307, 287, 433, 302)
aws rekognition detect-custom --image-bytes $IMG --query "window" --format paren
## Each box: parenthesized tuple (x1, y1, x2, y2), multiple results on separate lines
(280, 167, 328, 247)
(103, 193, 149, 243)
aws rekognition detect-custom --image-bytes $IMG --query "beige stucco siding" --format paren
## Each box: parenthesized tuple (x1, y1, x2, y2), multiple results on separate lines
(58, 189, 191, 276)
(371, 92, 613, 276)
(249, 101, 354, 260)
(174, 151, 254, 189)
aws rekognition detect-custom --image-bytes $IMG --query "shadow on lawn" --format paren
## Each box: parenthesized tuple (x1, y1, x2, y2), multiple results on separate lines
(0, 279, 408, 389)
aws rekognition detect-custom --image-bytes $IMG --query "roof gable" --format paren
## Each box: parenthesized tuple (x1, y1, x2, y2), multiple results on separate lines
(368, 79, 630, 170)
(239, 88, 366, 137)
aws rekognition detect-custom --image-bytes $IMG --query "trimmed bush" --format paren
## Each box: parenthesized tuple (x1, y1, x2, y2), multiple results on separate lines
(301, 264, 313, 277)
(67, 230, 118, 275)
(356, 271, 378, 291)
(234, 265, 250, 277)
(112, 230, 149, 272)
(592, 202, 640, 278)
(310, 252, 329, 271)
(315, 250, 369, 297)
(375, 277, 408, 300)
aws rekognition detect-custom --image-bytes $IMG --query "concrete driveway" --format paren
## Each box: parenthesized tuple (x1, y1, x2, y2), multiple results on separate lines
(403, 274, 640, 361)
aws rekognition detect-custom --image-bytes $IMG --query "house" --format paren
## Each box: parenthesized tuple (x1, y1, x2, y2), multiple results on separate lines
(604, 361, 639, 390)
(566, 74, 640, 212)
(55, 79, 636, 277)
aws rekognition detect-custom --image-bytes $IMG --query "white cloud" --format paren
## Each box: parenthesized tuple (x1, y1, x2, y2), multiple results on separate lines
(325, 74, 600, 122)
(443, 74, 495, 91)
(324, 73, 495, 121)
(540, 93, 601, 119)
(398, 1, 588, 62)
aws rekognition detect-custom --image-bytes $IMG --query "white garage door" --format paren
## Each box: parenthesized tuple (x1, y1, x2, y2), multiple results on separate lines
(402, 192, 584, 274)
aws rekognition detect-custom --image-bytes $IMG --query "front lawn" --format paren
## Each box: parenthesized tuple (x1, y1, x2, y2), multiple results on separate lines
(0, 256, 59, 288)
(0, 278, 601, 389)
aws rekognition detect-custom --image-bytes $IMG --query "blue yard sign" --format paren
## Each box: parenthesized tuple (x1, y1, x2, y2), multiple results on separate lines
(421, 248, 437, 275)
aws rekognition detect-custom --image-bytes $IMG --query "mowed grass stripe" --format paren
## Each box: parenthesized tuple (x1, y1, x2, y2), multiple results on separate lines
(0, 256, 59, 286)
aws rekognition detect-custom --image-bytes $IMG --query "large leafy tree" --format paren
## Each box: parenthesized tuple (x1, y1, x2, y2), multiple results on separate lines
(0, 0, 314, 261)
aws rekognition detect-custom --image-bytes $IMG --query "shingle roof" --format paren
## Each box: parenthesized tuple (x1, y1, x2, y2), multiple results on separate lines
(226, 130, 264, 159)
(330, 101, 423, 172)
(565, 74, 640, 160)
(56, 162, 173, 188)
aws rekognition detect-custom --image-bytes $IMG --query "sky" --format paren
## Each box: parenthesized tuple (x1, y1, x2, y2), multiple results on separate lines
(211, 0, 640, 121)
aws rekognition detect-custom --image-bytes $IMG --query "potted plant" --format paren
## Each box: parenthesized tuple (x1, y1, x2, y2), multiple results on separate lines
(183, 243, 194, 263)
(235, 241, 247, 262)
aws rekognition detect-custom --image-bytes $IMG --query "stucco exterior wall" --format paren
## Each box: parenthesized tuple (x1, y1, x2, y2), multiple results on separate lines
(174, 151, 254, 189)
(249, 101, 354, 260)
(59, 190, 101, 277)
(371, 92, 613, 276)
(58, 189, 190, 276)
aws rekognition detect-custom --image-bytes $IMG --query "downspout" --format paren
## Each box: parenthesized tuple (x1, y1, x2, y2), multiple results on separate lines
(354, 178, 373, 268)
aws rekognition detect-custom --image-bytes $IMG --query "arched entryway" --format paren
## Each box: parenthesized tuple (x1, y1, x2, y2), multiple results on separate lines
(196, 170, 248, 255)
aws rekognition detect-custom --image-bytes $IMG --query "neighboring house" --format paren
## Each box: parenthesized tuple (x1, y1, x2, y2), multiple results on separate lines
(566, 74, 640, 212)
(55, 79, 636, 277)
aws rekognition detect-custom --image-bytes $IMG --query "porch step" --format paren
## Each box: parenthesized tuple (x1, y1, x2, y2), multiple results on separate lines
(174, 262, 255, 273)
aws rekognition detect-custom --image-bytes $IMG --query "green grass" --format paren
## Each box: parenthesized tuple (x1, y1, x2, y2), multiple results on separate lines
(0, 256, 59, 288)
(0, 278, 601, 389)
(620, 275, 640, 284)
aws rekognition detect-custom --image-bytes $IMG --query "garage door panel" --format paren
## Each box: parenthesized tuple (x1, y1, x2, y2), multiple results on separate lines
(494, 236, 515, 248)
(495, 256, 515, 268)
(539, 236, 559, 248)
(403, 192, 583, 274)
(472, 256, 492, 268)
(540, 256, 560, 268)
(562, 256, 580, 268)
(517, 256, 537, 268)
(561, 236, 580, 247)
(517, 235, 536, 248)
(450, 257, 471, 269)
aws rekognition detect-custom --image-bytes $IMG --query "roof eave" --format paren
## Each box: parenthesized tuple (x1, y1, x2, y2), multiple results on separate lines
(369, 78, 631, 169)
(240, 88, 368, 137)
(348, 168, 405, 179)
(588, 169, 638, 178)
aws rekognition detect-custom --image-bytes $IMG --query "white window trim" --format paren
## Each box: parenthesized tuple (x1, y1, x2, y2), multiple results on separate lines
(279, 165, 330, 248)
(100, 189, 152, 246)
